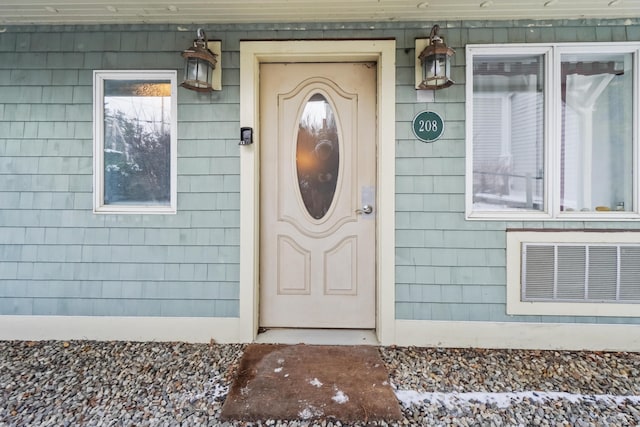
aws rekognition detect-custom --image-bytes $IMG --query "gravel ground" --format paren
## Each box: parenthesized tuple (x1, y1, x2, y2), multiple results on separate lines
(1, 341, 639, 426)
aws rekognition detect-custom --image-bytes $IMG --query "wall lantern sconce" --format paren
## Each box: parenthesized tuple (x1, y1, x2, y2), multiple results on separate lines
(415, 24, 455, 90)
(181, 28, 222, 92)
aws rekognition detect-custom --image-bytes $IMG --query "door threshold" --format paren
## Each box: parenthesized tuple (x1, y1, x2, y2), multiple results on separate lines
(255, 329, 379, 346)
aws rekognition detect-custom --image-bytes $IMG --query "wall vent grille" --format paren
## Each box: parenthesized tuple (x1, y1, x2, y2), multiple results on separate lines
(522, 243, 640, 303)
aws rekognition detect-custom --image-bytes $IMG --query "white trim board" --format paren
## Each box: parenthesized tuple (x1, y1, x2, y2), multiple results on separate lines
(0, 316, 240, 343)
(5, 317, 639, 352)
(395, 319, 640, 352)
(239, 40, 397, 344)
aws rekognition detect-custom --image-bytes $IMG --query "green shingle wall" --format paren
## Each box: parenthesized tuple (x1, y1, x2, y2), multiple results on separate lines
(1, 19, 640, 322)
(0, 24, 242, 317)
(392, 19, 640, 325)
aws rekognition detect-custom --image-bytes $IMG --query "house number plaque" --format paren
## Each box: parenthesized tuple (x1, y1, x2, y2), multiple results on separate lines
(412, 110, 444, 143)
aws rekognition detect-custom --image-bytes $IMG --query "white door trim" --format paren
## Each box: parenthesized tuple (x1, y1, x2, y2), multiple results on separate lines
(239, 40, 396, 344)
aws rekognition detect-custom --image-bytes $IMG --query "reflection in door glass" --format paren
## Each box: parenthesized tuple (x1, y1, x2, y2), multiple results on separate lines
(296, 94, 339, 219)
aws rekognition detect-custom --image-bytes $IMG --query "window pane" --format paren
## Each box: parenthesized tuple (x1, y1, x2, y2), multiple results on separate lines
(103, 80, 172, 206)
(560, 53, 633, 213)
(296, 94, 339, 220)
(472, 55, 545, 212)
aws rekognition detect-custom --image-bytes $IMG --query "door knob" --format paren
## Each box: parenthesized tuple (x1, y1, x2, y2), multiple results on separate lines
(356, 204, 373, 215)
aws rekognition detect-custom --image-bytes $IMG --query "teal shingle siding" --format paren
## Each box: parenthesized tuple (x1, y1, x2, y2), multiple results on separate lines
(0, 25, 240, 317)
(392, 18, 640, 326)
(1, 19, 640, 322)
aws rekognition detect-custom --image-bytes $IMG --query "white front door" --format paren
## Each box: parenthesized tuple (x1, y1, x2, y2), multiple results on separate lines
(259, 62, 377, 328)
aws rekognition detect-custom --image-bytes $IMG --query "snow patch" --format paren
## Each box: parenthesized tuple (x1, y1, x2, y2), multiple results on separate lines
(332, 390, 349, 404)
(179, 371, 228, 405)
(395, 390, 640, 410)
(309, 378, 323, 388)
(298, 405, 324, 419)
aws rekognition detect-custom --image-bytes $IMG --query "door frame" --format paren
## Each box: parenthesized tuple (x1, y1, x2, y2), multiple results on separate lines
(238, 40, 396, 344)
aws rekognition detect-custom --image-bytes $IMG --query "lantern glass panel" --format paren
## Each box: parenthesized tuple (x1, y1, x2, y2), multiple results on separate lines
(423, 54, 450, 87)
(196, 60, 212, 85)
(184, 58, 198, 82)
(423, 57, 436, 79)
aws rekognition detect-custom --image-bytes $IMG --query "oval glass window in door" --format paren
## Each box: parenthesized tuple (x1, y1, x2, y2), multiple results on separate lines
(296, 93, 340, 220)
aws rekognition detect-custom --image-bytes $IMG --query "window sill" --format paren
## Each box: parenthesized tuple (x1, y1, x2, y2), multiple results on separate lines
(506, 300, 640, 317)
(94, 205, 176, 215)
(467, 211, 640, 221)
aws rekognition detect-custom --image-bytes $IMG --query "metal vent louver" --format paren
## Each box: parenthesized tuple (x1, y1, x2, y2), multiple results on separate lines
(620, 246, 640, 300)
(523, 243, 640, 303)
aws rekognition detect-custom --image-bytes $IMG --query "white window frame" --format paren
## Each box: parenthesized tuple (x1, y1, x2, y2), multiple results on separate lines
(93, 70, 178, 214)
(466, 43, 640, 221)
